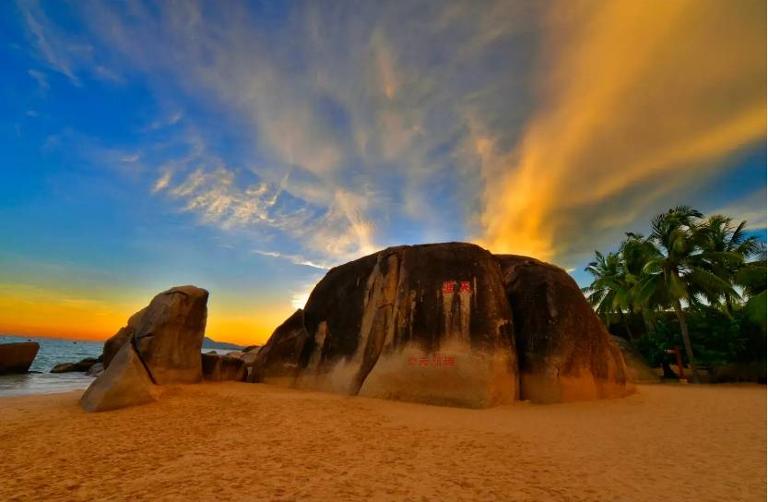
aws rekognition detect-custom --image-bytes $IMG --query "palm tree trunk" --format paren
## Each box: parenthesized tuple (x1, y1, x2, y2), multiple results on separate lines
(673, 300, 700, 383)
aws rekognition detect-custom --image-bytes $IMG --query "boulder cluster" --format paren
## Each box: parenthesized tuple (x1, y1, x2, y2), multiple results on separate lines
(76, 242, 632, 412)
(79, 286, 238, 411)
(248, 243, 632, 406)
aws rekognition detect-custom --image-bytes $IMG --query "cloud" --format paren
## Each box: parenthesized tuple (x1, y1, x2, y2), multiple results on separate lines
(27, 69, 48, 91)
(475, 0, 765, 263)
(20, 0, 765, 271)
(712, 189, 767, 230)
(17, 0, 81, 84)
(252, 250, 330, 270)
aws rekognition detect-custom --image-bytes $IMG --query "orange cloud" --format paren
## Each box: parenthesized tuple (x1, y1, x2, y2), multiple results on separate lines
(476, 0, 765, 263)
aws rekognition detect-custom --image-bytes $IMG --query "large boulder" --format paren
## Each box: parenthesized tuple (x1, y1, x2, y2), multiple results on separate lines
(102, 286, 208, 384)
(250, 243, 632, 407)
(250, 243, 518, 408)
(0, 342, 39, 375)
(80, 343, 157, 412)
(495, 255, 631, 403)
(202, 353, 245, 381)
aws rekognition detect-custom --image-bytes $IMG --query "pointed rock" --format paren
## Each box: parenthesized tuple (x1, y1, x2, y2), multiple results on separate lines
(102, 285, 208, 384)
(80, 343, 156, 412)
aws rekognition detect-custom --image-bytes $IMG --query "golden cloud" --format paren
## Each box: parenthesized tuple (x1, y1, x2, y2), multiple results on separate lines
(477, 0, 765, 262)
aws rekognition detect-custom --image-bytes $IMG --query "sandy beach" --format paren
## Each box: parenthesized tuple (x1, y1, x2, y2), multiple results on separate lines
(0, 383, 764, 501)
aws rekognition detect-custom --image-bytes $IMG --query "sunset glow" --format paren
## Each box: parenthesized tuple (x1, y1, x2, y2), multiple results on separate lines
(1, 0, 764, 345)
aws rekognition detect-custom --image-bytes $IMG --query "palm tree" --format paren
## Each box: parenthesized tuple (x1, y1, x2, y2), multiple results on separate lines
(735, 244, 767, 328)
(583, 251, 635, 337)
(619, 232, 662, 332)
(698, 215, 760, 311)
(635, 206, 738, 383)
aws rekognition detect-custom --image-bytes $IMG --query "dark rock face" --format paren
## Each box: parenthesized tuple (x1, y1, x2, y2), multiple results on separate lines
(245, 309, 311, 383)
(250, 243, 631, 407)
(80, 343, 156, 412)
(102, 286, 208, 384)
(51, 357, 100, 373)
(0, 342, 40, 375)
(496, 255, 631, 403)
(202, 353, 245, 381)
(250, 243, 518, 407)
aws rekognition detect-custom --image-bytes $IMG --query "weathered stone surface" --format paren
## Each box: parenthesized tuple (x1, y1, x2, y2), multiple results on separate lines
(51, 357, 100, 373)
(245, 309, 310, 383)
(250, 243, 518, 407)
(496, 255, 631, 403)
(202, 353, 245, 381)
(611, 336, 661, 384)
(102, 286, 208, 384)
(103, 323, 135, 368)
(0, 342, 39, 375)
(80, 343, 156, 412)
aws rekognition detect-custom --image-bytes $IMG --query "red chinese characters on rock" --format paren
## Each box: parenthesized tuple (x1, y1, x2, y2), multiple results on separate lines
(408, 354, 456, 368)
(442, 280, 472, 294)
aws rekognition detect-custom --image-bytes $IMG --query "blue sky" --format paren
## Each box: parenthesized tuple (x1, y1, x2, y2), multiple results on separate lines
(1, 1, 765, 343)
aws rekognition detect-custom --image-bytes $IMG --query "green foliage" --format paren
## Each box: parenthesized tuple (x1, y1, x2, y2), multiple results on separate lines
(633, 308, 766, 366)
(586, 205, 767, 369)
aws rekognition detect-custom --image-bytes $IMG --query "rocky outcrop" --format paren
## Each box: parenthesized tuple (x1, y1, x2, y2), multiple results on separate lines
(51, 357, 100, 373)
(249, 243, 518, 407)
(249, 243, 631, 407)
(496, 255, 631, 403)
(0, 342, 40, 375)
(202, 353, 245, 381)
(102, 286, 208, 384)
(80, 343, 157, 412)
(245, 309, 311, 383)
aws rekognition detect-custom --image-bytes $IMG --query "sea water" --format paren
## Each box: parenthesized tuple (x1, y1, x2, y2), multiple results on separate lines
(0, 335, 243, 397)
(0, 335, 103, 397)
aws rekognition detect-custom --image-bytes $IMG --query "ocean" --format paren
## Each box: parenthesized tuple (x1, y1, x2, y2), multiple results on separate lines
(0, 335, 238, 397)
(0, 335, 103, 397)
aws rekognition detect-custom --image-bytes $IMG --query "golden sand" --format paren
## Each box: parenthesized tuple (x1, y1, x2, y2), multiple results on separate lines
(0, 383, 764, 501)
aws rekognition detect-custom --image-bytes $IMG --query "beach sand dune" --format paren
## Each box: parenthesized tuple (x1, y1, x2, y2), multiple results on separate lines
(0, 383, 764, 501)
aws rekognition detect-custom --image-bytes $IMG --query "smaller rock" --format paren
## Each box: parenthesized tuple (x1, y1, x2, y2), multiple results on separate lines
(202, 353, 245, 382)
(242, 345, 260, 353)
(80, 343, 157, 412)
(51, 357, 100, 373)
(0, 342, 40, 375)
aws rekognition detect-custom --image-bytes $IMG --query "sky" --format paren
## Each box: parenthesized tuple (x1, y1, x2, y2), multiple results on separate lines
(1, 0, 765, 345)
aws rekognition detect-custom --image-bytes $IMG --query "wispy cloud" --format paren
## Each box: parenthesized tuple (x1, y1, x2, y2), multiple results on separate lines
(27, 69, 48, 91)
(17, 0, 765, 271)
(475, 0, 765, 264)
(712, 189, 767, 230)
(252, 250, 330, 270)
(17, 0, 82, 85)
